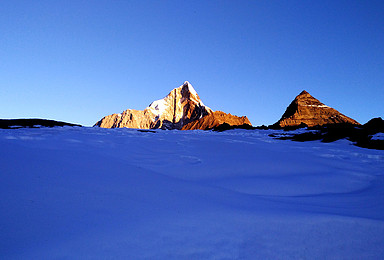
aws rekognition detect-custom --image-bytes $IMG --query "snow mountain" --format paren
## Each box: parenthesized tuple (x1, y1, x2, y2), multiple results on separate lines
(94, 81, 251, 130)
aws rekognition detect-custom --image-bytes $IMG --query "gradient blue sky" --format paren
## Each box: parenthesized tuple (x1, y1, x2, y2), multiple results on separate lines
(1, 0, 383, 126)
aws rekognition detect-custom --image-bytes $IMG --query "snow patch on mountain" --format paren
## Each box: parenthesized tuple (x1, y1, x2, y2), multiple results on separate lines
(148, 98, 169, 117)
(305, 104, 330, 108)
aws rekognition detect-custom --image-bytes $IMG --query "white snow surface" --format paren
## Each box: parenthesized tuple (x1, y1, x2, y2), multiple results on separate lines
(1, 127, 384, 259)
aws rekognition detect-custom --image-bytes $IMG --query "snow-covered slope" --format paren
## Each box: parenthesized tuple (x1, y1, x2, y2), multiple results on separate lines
(1, 127, 384, 259)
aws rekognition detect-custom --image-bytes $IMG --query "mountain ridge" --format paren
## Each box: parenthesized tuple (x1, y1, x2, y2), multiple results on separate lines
(95, 81, 251, 130)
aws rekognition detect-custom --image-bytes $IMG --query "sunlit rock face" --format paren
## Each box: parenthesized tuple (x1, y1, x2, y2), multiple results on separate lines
(95, 81, 214, 129)
(181, 111, 251, 130)
(275, 90, 360, 127)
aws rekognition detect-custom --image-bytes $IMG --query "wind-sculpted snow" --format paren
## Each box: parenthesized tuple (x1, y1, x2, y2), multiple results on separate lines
(1, 127, 384, 259)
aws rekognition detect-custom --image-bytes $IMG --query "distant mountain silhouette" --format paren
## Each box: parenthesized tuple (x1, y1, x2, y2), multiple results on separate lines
(95, 81, 251, 130)
(0, 119, 81, 129)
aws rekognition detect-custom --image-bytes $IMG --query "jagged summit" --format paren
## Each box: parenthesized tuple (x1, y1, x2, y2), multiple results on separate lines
(182, 81, 200, 100)
(95, 81, 212, 129)
(183, 80, 194, 91)
(179, 81, 202, 104)
(94, 81, 251, 130)
(275, 90, 360, 127)
(146, 81, 208, 121)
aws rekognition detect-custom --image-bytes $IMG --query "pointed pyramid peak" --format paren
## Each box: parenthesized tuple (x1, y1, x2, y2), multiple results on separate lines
(274, 90, 360, 127)
(298, 90, 310, 96)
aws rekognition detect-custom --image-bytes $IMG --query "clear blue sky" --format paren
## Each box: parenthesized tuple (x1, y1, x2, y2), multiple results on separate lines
(1, 0, 383, 126)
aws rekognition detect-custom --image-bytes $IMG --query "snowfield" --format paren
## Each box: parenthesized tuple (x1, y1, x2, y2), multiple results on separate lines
(1, 127, 384, 259)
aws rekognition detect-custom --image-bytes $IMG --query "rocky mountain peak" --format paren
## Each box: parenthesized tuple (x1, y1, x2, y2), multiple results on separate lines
(95, 81, 250, 130)
(275, 90, 360, 127)
(95, 82, 211, 129)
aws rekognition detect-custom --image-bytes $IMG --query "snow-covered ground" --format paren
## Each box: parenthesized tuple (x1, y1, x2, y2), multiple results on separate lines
(1, 127, 384, 259)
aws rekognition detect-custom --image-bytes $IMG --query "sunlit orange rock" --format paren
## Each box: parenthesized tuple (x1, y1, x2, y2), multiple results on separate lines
(275, 90, 360, 127)
(181, 111, 251, 130)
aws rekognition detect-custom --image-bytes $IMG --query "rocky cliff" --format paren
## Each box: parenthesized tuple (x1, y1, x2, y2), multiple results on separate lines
(181, 111, 251, 130)
(95, 81, 250, 130)
(275, 90, 360, 127)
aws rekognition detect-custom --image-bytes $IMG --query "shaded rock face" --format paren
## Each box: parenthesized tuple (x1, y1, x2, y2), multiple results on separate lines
(181, 111, 251, 130)
(275, 90, 360, 127)
(95, 81, 214, 130)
